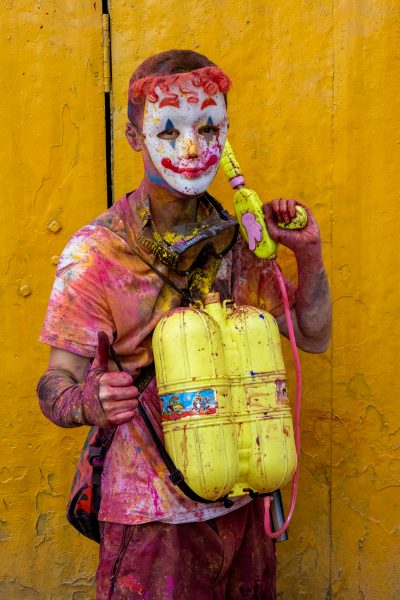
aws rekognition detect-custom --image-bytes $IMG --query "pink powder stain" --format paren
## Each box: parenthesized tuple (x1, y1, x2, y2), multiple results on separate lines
(147, 475, 164, 517)
(120, 576, 143, 595)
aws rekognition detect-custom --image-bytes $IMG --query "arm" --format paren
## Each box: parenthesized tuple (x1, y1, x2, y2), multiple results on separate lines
(37, 332, 139, 428)
(263, 199, 332, 353)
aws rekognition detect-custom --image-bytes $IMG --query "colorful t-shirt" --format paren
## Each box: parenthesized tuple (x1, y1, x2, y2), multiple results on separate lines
(40, 190, 295, 525)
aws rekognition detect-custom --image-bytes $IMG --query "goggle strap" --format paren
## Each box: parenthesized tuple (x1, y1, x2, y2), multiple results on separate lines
(130, 245, 193, 304)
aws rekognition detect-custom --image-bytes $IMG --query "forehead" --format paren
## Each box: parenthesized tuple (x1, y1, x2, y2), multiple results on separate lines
(143, 84, 227, 124)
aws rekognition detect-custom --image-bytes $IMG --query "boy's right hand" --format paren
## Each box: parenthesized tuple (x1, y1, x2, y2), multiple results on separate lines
(93, 332, 139, 427)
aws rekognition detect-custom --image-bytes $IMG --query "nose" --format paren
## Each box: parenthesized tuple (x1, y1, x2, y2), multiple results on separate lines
(185, 138, 198, 159)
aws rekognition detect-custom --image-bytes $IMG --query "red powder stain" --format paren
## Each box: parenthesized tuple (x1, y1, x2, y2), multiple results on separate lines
(201, 97, 217, 110)
(283, 426, 289, 436)
(256, 436, 260, 446)
(120, 576, 143, 594)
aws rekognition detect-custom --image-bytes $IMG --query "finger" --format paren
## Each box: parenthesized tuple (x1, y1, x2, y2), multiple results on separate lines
(100, 371, 133, 387)
(277, 198, 288, 222)
(287, 199, 297, 221)
(107, 411, 137, 426)
(99, 384, 139, 403)
(270, 198, 281, 217)
(102, 399, 138, 415)
(270, 198, 287, 224)
(92, 331, 110, 370)
(263, 203, 282, 240)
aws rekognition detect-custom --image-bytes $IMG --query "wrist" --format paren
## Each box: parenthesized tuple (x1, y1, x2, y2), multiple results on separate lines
(293, 240, 324, 268)
(82, 368, 109, 427)
(37, 367, 108, 428)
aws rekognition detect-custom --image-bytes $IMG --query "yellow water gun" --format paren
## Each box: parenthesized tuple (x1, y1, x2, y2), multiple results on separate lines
(220, 140, 307, 259)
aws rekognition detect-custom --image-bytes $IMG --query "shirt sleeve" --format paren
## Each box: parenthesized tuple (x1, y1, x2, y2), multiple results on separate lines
(39, 227, 115, 357)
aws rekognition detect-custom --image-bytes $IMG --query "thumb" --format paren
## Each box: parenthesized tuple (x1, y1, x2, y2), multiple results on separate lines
(92, 331, 110, 370)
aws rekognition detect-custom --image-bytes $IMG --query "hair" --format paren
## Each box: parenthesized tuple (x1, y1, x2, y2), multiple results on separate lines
(127, 49, 230, 126)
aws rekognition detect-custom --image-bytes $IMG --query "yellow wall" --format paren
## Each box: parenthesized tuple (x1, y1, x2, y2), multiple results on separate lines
(0, 2, 103, 598)
(1, 1, 399, 598)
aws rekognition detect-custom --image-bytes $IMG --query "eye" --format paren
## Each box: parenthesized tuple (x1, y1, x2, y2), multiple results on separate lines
(198, 125, 219, 141)
(157, 128, 180, 140)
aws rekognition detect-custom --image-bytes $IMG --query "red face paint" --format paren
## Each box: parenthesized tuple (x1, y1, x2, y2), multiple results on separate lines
(159, 96, 180, 108)
(201, 98, 217, 110)
(161, 154, 218, 178)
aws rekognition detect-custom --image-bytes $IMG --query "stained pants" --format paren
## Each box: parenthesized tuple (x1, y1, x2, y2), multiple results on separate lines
(96, 498, 276, 600)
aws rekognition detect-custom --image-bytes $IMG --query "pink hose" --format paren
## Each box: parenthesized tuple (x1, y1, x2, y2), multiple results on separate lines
(263, 260, 302, 539)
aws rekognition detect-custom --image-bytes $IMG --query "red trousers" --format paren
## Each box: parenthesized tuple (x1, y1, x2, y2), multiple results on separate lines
(96, 498, 276, 600)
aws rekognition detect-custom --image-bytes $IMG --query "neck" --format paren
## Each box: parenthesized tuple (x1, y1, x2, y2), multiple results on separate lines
(139, 179, 200, 234)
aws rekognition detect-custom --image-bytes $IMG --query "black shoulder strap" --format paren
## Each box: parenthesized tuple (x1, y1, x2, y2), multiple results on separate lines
(88, 362, 157, 496)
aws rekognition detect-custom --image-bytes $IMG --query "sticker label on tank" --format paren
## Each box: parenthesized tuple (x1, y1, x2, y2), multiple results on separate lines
(160, 389, 218, 420)
(276, 380, 289, 405)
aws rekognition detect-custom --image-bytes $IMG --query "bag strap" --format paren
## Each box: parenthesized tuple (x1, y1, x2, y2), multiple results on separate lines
(109, 346, 234, 508)
(88, 361, 157, 495)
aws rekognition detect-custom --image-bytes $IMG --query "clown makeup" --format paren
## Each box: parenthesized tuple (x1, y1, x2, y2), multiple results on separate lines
(141, 84, 228, 196)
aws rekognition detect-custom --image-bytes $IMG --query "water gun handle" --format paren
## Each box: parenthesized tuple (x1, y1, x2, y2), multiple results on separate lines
(221, 140, 307, 260)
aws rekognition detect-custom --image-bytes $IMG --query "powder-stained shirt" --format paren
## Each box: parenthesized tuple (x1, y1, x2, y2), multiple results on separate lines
(40, 190, 295, 525)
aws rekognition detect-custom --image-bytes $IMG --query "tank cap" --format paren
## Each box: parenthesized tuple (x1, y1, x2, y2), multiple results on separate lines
(204, 292, 221, 305)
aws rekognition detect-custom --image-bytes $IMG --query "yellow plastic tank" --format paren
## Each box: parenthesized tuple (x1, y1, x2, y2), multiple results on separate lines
(204, 296, 297, 496)
(152, 306, 240, 500)
(152, 295, 297, 501)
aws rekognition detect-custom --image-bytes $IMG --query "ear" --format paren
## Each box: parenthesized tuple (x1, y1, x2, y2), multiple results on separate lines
(126, 122, 143, 152)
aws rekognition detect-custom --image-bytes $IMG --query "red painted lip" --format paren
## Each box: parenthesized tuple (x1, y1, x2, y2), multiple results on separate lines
(161, 155, 218, 178)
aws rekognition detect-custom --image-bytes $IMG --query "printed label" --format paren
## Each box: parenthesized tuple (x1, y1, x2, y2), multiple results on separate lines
(276, 379, 289, 405)
(161, 389, 218, 421)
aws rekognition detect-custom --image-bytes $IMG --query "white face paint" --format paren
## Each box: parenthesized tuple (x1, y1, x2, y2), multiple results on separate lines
(142, 83, 228, 195)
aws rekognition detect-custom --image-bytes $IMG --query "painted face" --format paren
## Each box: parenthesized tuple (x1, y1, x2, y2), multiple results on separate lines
(142, 84, 228, 195)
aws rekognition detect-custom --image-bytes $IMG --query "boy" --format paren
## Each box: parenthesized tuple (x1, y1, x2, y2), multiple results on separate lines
(38, 50, 331, 599)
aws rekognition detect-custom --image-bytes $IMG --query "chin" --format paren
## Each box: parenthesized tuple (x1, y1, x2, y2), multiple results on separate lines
(166, 170, 218, 197)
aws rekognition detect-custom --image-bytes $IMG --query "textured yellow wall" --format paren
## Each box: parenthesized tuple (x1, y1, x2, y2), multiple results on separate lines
(0, 2, 104, 598)
(1, 1, 399, 598)
(332, 2, 400, 597)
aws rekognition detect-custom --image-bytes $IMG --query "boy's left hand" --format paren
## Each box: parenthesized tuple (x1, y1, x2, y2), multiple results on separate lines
(262, 199, 322, 257)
